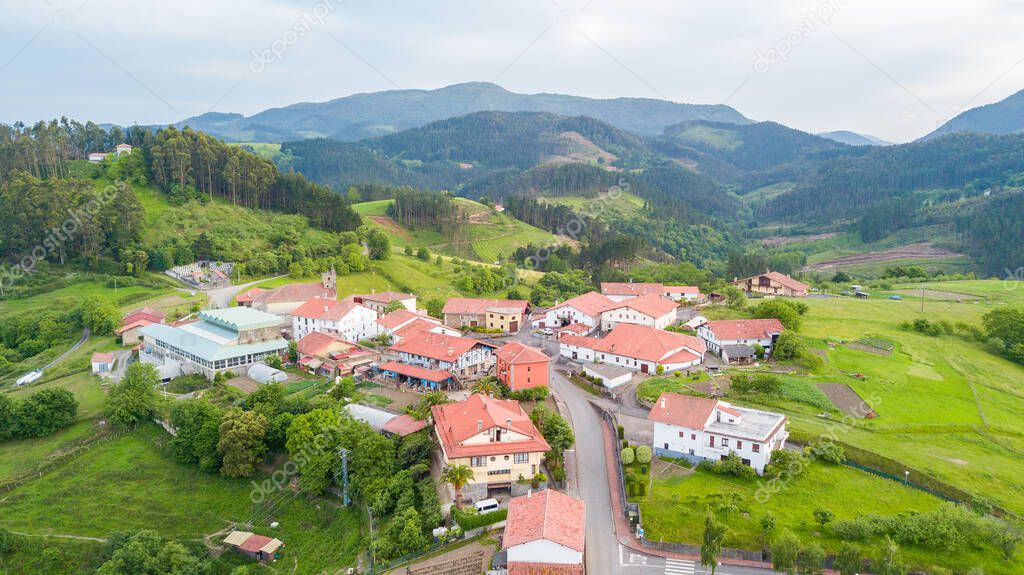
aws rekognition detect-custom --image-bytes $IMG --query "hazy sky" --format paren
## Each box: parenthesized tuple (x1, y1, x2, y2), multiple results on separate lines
(2, 0, 1023, 142)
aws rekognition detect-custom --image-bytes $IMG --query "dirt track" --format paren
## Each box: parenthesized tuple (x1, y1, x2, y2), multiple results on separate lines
(803, 242, 960, 271)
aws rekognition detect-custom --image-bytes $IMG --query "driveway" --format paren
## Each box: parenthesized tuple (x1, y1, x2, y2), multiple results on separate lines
(204, 275, 284, 309)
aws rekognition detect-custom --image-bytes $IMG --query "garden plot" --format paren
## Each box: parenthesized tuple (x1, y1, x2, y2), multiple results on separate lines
(817, 383, 877, 418)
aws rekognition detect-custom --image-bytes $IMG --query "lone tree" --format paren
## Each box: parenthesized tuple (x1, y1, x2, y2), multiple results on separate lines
(441, 464, 474, 509)
(106, 362, 160, 428)
(835, 543, 862, 575)
(873, 536, 905, 575)
(701, 510, 727, 575)
(771, 529, 800, 574)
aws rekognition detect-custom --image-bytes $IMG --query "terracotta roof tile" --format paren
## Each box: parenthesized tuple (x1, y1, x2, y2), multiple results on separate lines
(443, 298, 529, 315)
(390, 329, 490, 361)
(647, 392, 719, 429)
(703, 319, 785, 341)
(292, 299, 366, 321)
(549, 291, 616, 317)
(605, 293, 678, 318)
(495, 342, 550, 365)
(254, 283, 335, 304)
(432, 394, 549, 459)
(504, 489, 585, 552)
(560, 324, 705, 363)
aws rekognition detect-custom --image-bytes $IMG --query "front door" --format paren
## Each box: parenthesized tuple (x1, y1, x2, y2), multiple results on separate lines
(641, 363, 649, 374)
(509, 320, 518, 332)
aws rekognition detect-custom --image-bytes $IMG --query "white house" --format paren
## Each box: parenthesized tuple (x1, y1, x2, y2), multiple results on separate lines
(532, 291, 616, 331)
(115, 143, 133, 155)
(600, 293, 678, 332)
(697, 319, 785, 362)
(375, 309, 459, 343)
(648, 392, 788, 474)
(504, 489, 585, 572)
(559, 323, 705, 374)
(292, 299, 380, 342)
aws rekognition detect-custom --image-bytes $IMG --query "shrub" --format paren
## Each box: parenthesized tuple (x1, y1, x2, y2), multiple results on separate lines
(638, 482, 646, 496)
(640, 464, 648, 475)
(813, 508, 835, 527)
(764, 449, 806, 479)
(636, 445, 652, 464)
(807, 441, 845, 464)
(620, 446, 636, 465)
(617, 425, 625, 440)
(452, 506, 508, 531)
(700, 452, 756, 480)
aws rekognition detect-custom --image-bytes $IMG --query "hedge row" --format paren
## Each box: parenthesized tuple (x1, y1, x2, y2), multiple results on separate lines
(452, 507, 508, 531)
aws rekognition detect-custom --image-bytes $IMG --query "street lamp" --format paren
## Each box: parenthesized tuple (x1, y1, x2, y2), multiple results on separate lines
(904, 470, 909, 485)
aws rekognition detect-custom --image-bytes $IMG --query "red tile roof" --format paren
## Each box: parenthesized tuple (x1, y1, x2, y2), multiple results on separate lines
(443, 298, 529, 316)
(504, 489, 585, 553)
(237, 533, 279, 553)
(600, 282, 666, 297)
(495, 342, 550, 365)
(393, 318, 450, 339)
(235, 287, 267, 304)
(116, 318, 157, 334)
(764, 271, 809, 293)
(379, 360, 453, 383)
(296, 331, 359, 357)
(91, 352, 115, 364)
(560, 324, 705, 363)
(390, 329, 490, 361)
(377, 309, 435, 330)
(665, 285, 700, 294)
(432, 394, 549, 459)
(122, 306, 165, 324)
(359, 291, 414, 303)
(557, 323, 590, 335)
(703, 319, 785, 341)
(647, 392, 719, 430)
(508, 564, 584, 575)
(605, 293, 678, 318)
(382, 413, 430, 437)
(292, 298, 365, 321)
(549, 291, 616, 317)
(254, 282, 335, 304)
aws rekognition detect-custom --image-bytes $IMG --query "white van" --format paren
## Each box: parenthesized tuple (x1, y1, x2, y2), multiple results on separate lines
(474, 498, 499, 513)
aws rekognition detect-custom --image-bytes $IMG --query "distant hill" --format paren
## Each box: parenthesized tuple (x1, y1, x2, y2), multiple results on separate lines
(173, 82, 750, 142)
(817, 130, 892, 146)
(925, 88, 1024, 140)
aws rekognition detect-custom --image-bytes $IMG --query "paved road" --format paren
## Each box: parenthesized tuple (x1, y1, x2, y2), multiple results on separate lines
(515, 328, 779, 575)
(41, 327, 90, 371)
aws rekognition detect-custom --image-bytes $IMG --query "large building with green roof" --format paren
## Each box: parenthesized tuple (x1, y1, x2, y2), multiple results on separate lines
(139, 307, 288, 380)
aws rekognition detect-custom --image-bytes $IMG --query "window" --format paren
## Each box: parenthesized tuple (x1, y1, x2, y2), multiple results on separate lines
(678, 431, 685, 438)
(691, 433, 696, 440)
(752, 444, 760, 453)
(487, 469, 511, 476)
(709, 436, 715, 447)
(514, 453, 528, 464)
(737, 441, 743, 450)
(471, 457, 486, 467)
(721, 438, 729, 447)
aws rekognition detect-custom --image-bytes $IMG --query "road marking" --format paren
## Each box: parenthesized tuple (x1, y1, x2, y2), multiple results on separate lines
(665, 558, 696, 575)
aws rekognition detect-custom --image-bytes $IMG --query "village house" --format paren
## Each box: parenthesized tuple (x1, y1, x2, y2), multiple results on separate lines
(697, 318, 785, 363)
(376, 309, 460, 343)
(388, 328, 496, 382)
(558, 323, 705, 374)
(295, 331, 378, 379)
(504, 489, 586, 575)
(117, 306, 166, 345)
(239, 280, 336, 316)
(115, 143, 133, 155)
(532, 291, 616, 331)
(442, 298, 531, 332)
(378, 360, 455, 390)
(291, 298, 379, 342)
(139, 308, 288, 380)
(648, 392, 788, 474)
(352, 291, 417, 315)
(600, 281, 702, 303)
(432, 394, 550, 499)
(494, 341, 550, 391)
(732, 271, 809, 298)
(600, 293, 678, 332)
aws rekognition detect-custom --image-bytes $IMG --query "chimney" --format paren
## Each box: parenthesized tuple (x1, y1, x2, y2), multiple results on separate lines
(506, 418, 512, 429)
(477, 420, 483, 432)
(660, 397, 666, 409)
(448, 347, 454, 357)
(527, 489, 532, 498)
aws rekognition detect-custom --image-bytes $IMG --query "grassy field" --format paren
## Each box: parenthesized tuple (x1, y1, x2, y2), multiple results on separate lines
(0, 426, 366, 574)
(636, 372, 710, 403)
(726, 280, 1024, 516)
(539, 191, 647, 222)
(352, 198, 560, 263)
(636, 461, 1018, 574)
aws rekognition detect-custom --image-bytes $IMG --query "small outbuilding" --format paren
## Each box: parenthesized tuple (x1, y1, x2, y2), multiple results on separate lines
(91, 352, 116, 374)
(246, 363, 287, 384)
(721, 344, 757, 365)
(223, 530, 283, 563)
(583, 363, 632, 389)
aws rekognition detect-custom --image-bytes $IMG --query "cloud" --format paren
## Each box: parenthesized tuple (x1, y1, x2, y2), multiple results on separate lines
(0, 0, 1022, 141)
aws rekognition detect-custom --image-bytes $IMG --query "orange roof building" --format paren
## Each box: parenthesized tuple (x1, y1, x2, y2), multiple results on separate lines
(532, 291, 616, 331)
(558, 323, 705, 374)
(495, 342, 550, 391)
(442, 298, 530, 332)
(292, 298, 379, 342)
(389, 329, 496, 382)
(504, 489, 585, 572)
(696, 319, 785, 363)
(295, 332, 378, 378)
(432, 394, 550, 490)
(732, 271, 809, 297)
(600, 293, 679, 331)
